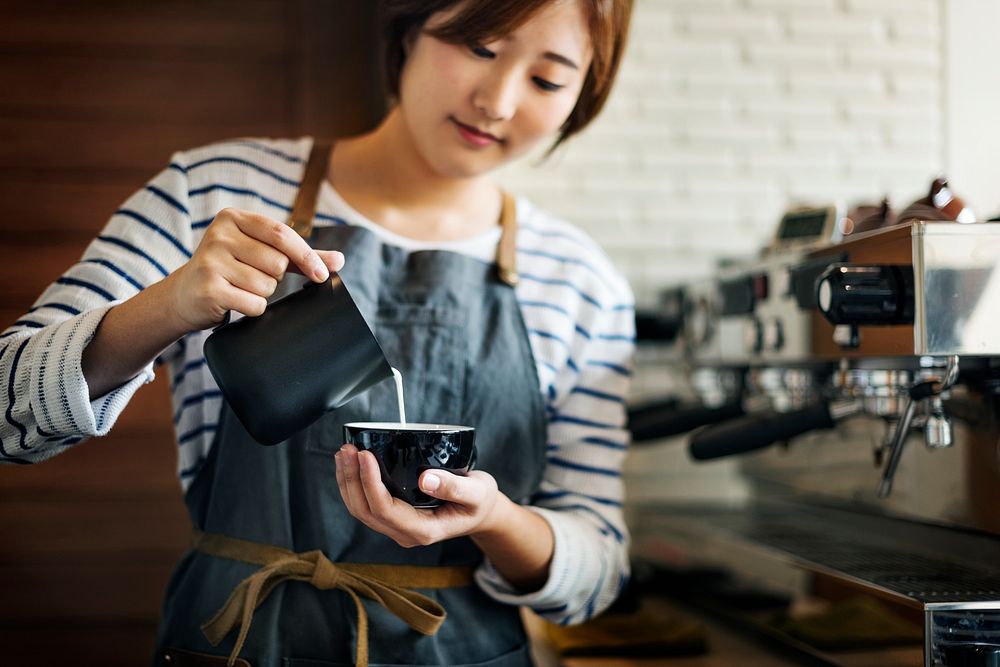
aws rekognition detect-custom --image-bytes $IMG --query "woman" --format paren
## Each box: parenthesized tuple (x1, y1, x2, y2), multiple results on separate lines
(0, 0, 635, 665)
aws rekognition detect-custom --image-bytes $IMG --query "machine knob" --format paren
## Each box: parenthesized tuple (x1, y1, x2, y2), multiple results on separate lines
(635, 288, 686, 342)
(687, 297, 714, 347)
(816, 264, 914, 325)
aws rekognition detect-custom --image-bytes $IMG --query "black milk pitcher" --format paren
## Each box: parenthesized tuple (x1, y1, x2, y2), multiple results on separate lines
(204, 274, 393, 446)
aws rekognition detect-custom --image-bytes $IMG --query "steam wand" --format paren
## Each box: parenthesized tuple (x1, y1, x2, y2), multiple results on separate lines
(877, 355, 960, 498)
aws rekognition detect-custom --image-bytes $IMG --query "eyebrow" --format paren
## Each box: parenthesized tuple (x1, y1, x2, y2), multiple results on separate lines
(543, 51, 580, 70)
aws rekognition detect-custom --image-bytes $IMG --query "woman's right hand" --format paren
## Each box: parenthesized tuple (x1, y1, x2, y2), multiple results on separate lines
(164, 208, 345, 331)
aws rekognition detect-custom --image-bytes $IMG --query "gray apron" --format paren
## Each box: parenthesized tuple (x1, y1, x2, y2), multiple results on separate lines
(153, 144, 548, 667)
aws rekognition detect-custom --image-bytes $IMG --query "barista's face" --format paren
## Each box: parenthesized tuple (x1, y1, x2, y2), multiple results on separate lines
(397, 0, 592, 179)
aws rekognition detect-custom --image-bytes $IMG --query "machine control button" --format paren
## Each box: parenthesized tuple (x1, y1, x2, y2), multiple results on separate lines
(687, 296, 715, 347)
(762, 318, 784, 351)
(816, 264, 914, 325)
(752, 274, 769, 301)
(773, 268, 792, 298)
(832, 324, 860, 348)
(743, 317, 763, 354)
(720, 277, 755, 315)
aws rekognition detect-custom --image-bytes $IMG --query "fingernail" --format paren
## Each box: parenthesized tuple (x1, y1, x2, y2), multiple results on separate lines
(422, 473, 440, 492)
(314, 264, 329, 282)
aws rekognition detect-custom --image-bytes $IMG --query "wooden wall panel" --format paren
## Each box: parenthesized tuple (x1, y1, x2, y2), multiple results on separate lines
(0, 58, 290, 123)
(0, 117, 284, 171)
(0, 1, 288, 57)
(0, 180, 136, 243)
(0, 245, 85, 303)
(0, 2, 383, 664)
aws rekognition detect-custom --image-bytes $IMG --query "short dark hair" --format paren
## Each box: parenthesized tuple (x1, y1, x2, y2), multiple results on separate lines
(381, 0, 634, 150)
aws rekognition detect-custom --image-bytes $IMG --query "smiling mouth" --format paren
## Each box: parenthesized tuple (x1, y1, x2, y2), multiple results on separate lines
(450, 117, 502, 144)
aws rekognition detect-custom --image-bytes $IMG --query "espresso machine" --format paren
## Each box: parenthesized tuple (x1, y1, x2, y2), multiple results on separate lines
(628, 205, 1000, 666)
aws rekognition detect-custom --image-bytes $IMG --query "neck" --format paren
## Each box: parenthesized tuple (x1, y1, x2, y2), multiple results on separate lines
(329, 109, 501, 241)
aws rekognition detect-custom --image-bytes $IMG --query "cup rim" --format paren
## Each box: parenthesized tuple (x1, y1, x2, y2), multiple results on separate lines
(344, 421, 474, 432)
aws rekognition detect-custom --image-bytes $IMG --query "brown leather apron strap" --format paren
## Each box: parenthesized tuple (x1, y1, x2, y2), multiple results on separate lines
(287, 140, 332, 238)
(289, 141, 518, 286)
(495, 191, 519, 287)
(191, 530, 473, 667)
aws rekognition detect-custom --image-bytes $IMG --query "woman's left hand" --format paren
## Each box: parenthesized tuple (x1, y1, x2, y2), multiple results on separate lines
(334, 444, 505, 547)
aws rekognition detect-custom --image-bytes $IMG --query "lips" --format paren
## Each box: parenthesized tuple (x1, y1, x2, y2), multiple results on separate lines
(450, 117, 501, 147)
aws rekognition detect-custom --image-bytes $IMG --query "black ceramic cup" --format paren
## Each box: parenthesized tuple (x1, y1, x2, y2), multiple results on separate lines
(204, 275, 393, 446)
(343, 422, 477, 508)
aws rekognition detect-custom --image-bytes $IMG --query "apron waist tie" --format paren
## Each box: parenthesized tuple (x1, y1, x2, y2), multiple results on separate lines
(191, 530, 474, 667)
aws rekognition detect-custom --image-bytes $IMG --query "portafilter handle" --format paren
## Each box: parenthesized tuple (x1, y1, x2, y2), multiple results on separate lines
(689, 401, 856, 461)
(629, 401, 745, 443)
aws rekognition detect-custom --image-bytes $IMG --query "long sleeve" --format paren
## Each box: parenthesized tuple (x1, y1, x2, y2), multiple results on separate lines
(475, 199, 635, 624)
(0, 153, 193, 464)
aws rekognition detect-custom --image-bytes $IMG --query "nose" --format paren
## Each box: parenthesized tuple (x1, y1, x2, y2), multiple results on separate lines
(472, 68, 520, 122)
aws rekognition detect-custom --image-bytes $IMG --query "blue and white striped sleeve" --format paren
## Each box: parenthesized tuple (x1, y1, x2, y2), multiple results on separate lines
(476, 234, 635, 624)
(0, 152, 194, 464)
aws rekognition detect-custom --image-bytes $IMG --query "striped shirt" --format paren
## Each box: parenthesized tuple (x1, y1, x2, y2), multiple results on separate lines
(0, 137, 635, 625)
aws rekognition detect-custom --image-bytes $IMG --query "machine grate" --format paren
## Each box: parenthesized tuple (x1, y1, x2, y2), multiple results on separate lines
(670, 505, 1000, 604)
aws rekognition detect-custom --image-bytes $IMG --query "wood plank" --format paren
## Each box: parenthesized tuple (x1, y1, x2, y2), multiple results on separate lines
(0, 0, 287, 61)
(0, 626, 160, 667)
(297, 0, 385, 139)
(0, 561, 175, 621)
(0, 179, 138, 242)
(0, 245, 90, 308)
(0, 498, 188, 566)
(0, 117, 287, 172)
(0, 433, 182, 499)
(0, 56, 289, 124)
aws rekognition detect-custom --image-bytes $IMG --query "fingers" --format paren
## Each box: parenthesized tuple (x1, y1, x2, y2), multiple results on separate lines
(173, 208, 345, 331)
(229, 234, 291, 280)
(358, 450, 402, 516)
(419, 469, 495, 507)
(221, 211, 345, 280)
(337, 446, 424, 547)
(336, 445, 368, 515)
(217, 281, 269, 318)
(219, 258, 279, 300)
(316, 250, 346, 273)
(337, 446, 395, 518)
(228, 209, 329, 282)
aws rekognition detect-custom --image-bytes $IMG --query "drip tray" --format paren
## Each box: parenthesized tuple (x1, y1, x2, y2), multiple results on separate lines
(632, 500, 1000, 607)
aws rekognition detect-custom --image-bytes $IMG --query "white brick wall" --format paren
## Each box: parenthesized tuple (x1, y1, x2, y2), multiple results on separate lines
(496, 0, 947, 306)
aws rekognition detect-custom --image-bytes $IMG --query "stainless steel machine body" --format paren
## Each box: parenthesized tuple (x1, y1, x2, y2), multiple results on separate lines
(630, 221, 1000, 666)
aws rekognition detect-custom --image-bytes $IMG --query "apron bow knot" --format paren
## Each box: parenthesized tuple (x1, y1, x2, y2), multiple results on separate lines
(305, 549, 342, 589)
(192, 530, 470, 667)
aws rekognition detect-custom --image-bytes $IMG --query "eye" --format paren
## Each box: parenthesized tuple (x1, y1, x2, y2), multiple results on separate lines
(469, 44, 495, 59)
(532, 76, 565, 92)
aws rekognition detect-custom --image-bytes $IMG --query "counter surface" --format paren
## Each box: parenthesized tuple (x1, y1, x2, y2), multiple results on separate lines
(524, 597, 923, 667)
